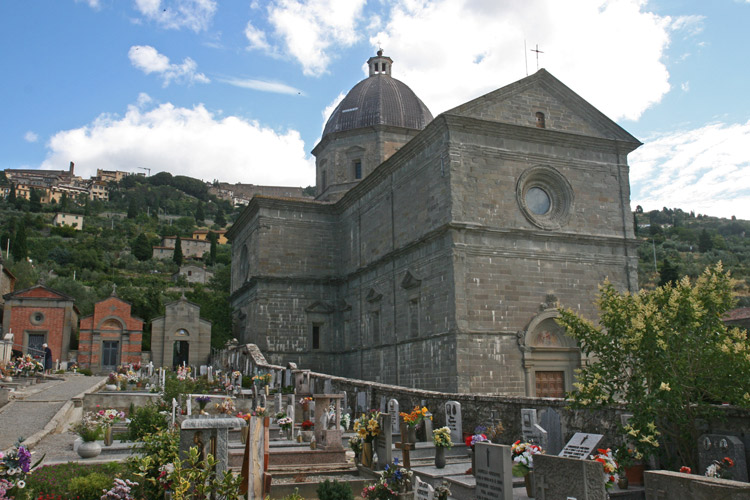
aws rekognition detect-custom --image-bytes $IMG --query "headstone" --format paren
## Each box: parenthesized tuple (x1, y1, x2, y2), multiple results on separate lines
(380, 396, 387, 412)
(531, 424, 549, 451)
(413, 476, 435, 500)
(199, 365, 207, 376)
(474, 442, 513, 500)
(171, 398, 178, 426)
(559, 433, 604, 459)
(388, 399, 400, 434)
(207, 366, 213, 383)
(286, 404, 295, 429)
(356, 391, 368, 414)
(644, 470, 750, 500)
(534, 454, 607, 500)
(697, 434, 748, 482)
(521, 408, 537, 443)
(187, 397, 192, 416)
(284, 369, 292, 387)
(376, 413, 393, 470)
(444, 401, 462, 445)
(241, 416, 268, 499)
(539, 408, 563, 455)
(323, 379, 333, 394)
(179, 416, 244, 476)
(422, 411, 433, 442)
(275, 393, 282, 412)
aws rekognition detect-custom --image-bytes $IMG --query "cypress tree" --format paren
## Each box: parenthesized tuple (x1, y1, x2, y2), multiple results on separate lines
(195, 202, 205, 224)
(214, 207, 226, 227)
(133, 233, 152, 261)
(173, 235, 183, 266)
(11, 220, 27, 261)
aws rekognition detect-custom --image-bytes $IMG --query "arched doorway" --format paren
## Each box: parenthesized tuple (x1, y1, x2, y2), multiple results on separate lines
(173, 340, 189, 368)
(517, 309, 582, 397)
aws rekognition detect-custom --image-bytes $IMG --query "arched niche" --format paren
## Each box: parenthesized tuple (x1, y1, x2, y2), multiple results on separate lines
(517, 309, 581, 397)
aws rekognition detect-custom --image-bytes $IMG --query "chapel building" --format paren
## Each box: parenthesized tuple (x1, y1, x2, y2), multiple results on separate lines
(227, 52, 641, 396)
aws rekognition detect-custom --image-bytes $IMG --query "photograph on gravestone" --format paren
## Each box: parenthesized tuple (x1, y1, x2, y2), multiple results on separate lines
(444, 401, 462, 444)
(414, 476, 435, 500)
(539, 408, 563, 455)
(534, 454, 607, 500)
(376, 413, 393, 470)
(474, 442, 513, 500)
(697, 434, 748, 482)
(559, 433, 604, 459)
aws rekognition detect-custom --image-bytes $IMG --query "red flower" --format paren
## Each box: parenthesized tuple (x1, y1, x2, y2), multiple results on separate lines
(723, 457, 735, 467)
(680, 466, 692, 474)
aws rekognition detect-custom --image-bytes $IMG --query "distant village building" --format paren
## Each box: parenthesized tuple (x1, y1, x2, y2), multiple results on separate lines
(208, 182, 311, 207)
(78, 294, 144, 373)
(723, 307, 750, 333)
(173, 265, 214, 285)
(152, 236, 211, 260)
(192, 230, 228, 244)
(2, 285, 79, 365)
(150, 295, 212, 368)
(53, 212, 84, 230)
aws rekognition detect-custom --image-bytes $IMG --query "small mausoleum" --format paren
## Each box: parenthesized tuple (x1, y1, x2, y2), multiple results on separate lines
(150, 294, 211, 368)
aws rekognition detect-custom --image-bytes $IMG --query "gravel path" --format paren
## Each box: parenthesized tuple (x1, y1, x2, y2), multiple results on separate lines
(0, 374, 105, 450)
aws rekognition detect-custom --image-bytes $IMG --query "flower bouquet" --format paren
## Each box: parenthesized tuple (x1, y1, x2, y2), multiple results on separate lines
(465, 429, 489, 448)
(340, 412, 351, 430)
(353, 410, 381, 443)
(96, 407, 125, 428)
(511, 440, 544, 477)
(399, 406, 430, 428)
(706, 457, 735, 479)
(71, 412, 102, 442)
(349, 436, 363, 455)
(277, 416, 293, 431)
(433, 427, 453, 448)
(0, 439, 43, 498)
(196, 395, 211, 411)
(215, 398, 236, 415)
(591, 448, 619, 489)
(301, 420, 314, 431)
(252, 373, 272, 386)
(299, 396, 313, 410)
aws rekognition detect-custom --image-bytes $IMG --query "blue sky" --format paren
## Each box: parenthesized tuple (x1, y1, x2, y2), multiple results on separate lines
(2, 0, 749, 218)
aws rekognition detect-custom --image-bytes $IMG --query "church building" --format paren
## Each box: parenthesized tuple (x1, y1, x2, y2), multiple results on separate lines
(227, 51, 641, 395)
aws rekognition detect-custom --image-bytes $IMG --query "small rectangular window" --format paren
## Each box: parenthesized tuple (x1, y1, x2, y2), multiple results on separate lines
(312, 324, 320, 350)
(354, 160, 362, 179)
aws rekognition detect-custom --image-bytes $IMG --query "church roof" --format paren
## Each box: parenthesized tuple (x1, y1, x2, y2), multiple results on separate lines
(321, 51, 433, 138)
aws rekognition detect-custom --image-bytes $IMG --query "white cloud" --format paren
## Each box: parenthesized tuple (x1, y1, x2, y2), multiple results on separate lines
(219, 77, 301, 95)
(75, 0, 101, 9)
(365, 0, 690, 122)
(39, 96, 314, 187)
(246, 0, 367, 76)
(681, 81, 690, 92)
(129, 45, 210, 87)
(24, 131, 39, 143)
(630, 121, 750, 219)
(320, 91, 346, 136)
(133, 0, 217, 32)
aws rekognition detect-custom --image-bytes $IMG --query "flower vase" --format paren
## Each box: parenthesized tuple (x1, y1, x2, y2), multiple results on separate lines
(103, 426, 113, 446)
(362, 441, 374, 468)
(286, 427, 293, 440)
(105, 384, 117, 391)
(617, 476, 629, 490)
(524, 471, 535, 498)
(407, 426, 417, 444)
(435, 446, 446, 469)
(77, 441, 102, 459)
(625, 464, 645, 486)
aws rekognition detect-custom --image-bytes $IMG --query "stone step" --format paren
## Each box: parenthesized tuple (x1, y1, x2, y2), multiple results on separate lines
(392, 442, 469, 460)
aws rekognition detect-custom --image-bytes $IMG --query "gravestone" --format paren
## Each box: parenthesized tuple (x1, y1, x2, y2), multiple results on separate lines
(284, 368, 292, 387)
(171, 398, 178, 426)
(323, 379, 333, 394)
(521, 408, 537, 442)
(313, 394, 344, 450)
(474, 442, 513, 500)
(286, 404, 295, 433)
(644, 470, 750, 500)
(275, 393, 282, 412)
(534, 454, 607, 500)
(207, 366, 213, 383)
(539, 408, 563, 455)
(388, 399, 400, 434)
(444, 401, 462, 445)
(413, 476, 435, 500)
(376, 413, 393, 470)
(380, 396, 387, 412)
(559, 433, 604, 459)
(180, 416, 244, 475)
(531, 424, 548, 451)
(356, 391, 368, 414)
(422, 411, 433, 442)
(697, 434, 748, 482)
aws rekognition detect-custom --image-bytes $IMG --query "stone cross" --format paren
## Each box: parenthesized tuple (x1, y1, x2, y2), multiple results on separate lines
(444, 401, 462, 444)
(394, 424, 415, 469)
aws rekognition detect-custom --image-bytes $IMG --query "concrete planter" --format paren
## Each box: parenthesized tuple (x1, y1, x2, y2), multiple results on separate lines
(77, 441, 102, 459)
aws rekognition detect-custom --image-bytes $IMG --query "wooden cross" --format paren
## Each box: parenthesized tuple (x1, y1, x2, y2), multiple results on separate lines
(394, 425, 415, 469)
(530, 44, 544, 71)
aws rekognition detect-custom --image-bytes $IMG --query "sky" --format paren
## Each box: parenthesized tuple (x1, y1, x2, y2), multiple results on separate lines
(2, 0, 749, 219)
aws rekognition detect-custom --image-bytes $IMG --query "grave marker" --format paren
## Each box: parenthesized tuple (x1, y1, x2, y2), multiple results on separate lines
(356, 391, 368, 414)
(697, 434, 748, 482)
(474, 442, 513, 500)
(534, 454, 607, 500)
(539, 408, 563, 455)
(395, 424, 415, 469)
(180, 416, 244, 476)
(388, 399, 400, 434)
(380, 396, 387, 412)
(323, 379, 333, 394)
(559, 433, 604, 459)
(413, 476, 435, 500)
(375, 413, 393, 470)
(444, 401, 462, 445)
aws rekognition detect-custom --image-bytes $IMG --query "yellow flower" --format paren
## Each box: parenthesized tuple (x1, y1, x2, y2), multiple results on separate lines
(659, 382, 671, 392)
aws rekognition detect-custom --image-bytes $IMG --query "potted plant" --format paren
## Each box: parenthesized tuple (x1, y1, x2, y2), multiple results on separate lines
(301, 419, 314, 442)
(432, 427, 453, 468)
(71, 412, 102, 458)
(105, 372, 118, 391)
(95, 407, 125, 446)
(361, 458, 413, 498)
(511, 440, 544, 496)
(615, 444, 645, 486)
(399, 406, 430, 443)
(353, 410, 381, 468)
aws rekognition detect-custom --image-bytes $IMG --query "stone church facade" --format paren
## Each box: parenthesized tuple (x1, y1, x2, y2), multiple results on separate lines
(228, 52, 640, 395)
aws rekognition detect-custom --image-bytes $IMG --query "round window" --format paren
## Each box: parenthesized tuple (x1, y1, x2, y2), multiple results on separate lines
(30, 312, 45, 325)
(525, 187, 551, 215)
(516, 166, 574, 230)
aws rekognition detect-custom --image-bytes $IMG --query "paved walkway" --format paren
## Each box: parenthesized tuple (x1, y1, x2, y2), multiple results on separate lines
(0, 374, 105, 451)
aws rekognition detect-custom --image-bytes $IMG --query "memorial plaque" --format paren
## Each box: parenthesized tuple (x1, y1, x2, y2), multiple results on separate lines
(413, 476, 435, 500)
(559, 433, 604, 459)
(375, 413, 393, 470)
(445, 401, 462, 444)
(521, 408, 537, 442)
(475, 442, 513, 500)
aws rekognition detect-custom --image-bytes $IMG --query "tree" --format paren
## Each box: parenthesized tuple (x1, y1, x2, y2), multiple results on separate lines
(29, 188, 42, 212)
(173, 236, 183, 266)
(558, 264, 750, 470)
(7, 183, 16, 205)
(60, 192, 69, 212)
(214, 207, 226, 228)
(11, 219, 27, 261)
(127, 199, 138, 219)
(658, 258, 679, 286)
(195, 202, 205, 224)
(698, 229, 713, 252)
(207, 231, 217, 265)
(133, 233, 152, 261)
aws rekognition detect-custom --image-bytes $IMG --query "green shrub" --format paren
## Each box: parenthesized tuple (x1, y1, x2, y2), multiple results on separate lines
(127, 403, 168, 441)
(68, 472, 113, 499)
(317, 479, 353, 500)
(77, 368, 93, 376)
(281, 489, 305, 500)
(26, 462, 130, 498)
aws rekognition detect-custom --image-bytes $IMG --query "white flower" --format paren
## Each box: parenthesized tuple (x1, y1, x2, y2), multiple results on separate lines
(705, 464, 718, 477)
(16, 480, 25, 489)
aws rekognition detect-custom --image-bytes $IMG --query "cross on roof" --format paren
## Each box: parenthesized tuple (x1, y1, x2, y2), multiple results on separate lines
(530, 44, 544, 71)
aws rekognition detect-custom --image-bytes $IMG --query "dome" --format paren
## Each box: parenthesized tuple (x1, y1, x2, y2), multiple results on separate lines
(322, 52, 433, 138)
